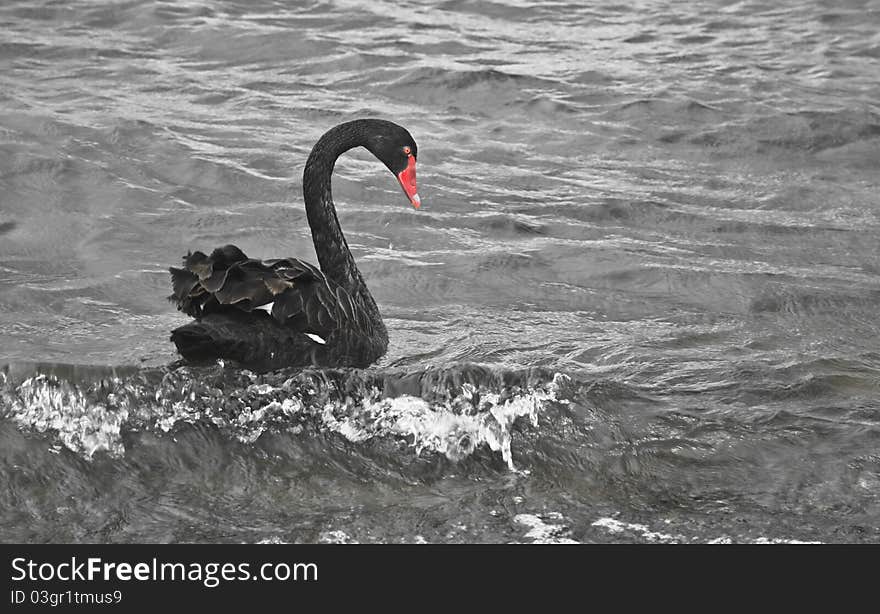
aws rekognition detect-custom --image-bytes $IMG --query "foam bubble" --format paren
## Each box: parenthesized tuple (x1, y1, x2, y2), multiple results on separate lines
(592, 517, 680, 542)
(592, 516, 824, 544)
(0, 366, 568, 470)
(318, 375, 566, 470)
(3, 375, 129, 458)
(514, 513, 579, 544)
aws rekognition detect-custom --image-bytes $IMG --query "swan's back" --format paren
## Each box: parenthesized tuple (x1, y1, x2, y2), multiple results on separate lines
(168, 244, 388, 369)
(167, 119, 419, 370)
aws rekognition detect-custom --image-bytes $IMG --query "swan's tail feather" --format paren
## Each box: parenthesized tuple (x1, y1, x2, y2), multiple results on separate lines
(170, 322, 241, 363)
(169, 311, 310, 367)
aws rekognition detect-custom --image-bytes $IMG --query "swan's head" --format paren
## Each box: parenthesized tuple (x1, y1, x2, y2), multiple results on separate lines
(363, 121, 421, 209)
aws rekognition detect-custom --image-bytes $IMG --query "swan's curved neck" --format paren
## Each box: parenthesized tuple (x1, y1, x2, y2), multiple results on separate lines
(302, 120, 377, 304)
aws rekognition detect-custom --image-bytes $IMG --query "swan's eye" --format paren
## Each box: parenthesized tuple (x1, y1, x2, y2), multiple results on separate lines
(403, 146, 412, 156)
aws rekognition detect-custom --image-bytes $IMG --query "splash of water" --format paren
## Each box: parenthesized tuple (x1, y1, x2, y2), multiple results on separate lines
(0, 364, 568, 469)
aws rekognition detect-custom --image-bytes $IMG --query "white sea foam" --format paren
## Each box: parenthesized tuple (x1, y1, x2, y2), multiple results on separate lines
(592, 516, 824, 544)
(318, 375, 566, 470)
(255, 537, 289, 544)
(514, 513, 579, 544)
(318, 530, 356, 544)
(4, 375, 129, 458)
(592, 517, 680, 542)
(1, 368, 567, 470)
(752, 537, 822, 545)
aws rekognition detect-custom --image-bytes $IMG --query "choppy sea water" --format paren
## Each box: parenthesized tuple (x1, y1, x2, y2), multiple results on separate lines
(1, 0, 879, 543)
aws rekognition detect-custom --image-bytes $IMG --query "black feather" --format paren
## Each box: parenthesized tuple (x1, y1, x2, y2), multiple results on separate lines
(167, 119, 418, 370)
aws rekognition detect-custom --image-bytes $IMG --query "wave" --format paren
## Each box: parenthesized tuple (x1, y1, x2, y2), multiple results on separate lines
(388, 66, 566, 116)
(687, 109, 880, 155)
(393, 66, 555, 91)
(758, 109, 880, 153)
(603, 101, 880, 159)
(0, 362, 569, 470)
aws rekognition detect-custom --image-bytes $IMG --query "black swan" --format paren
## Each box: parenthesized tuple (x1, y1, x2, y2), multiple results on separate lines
(167, 119, 420, 370)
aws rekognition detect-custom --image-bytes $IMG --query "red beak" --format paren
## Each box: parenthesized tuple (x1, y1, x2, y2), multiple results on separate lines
(396, 155, 420, 208)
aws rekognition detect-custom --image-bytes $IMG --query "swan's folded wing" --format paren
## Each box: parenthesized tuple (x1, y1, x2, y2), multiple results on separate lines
(168, 245, 250, 316)
(169, 246, 357, 339)
(269, 271, 352, 339)
(212, 261, 278, 311)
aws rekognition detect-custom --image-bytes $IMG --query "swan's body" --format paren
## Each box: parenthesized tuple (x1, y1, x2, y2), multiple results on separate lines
(168, 119, 420, 370)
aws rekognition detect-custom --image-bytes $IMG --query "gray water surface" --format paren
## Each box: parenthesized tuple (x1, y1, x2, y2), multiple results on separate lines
(1, 0, 880, 543)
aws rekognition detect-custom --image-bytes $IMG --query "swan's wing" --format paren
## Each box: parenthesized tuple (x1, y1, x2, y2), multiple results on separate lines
(168, 244, 359, 339)
(170, 244, 267, 316)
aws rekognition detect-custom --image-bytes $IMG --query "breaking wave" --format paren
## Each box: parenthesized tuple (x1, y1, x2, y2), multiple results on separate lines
(0, 362, 569, 470)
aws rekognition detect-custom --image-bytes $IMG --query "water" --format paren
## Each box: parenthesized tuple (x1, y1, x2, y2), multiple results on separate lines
(1, 0, 879, 543)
